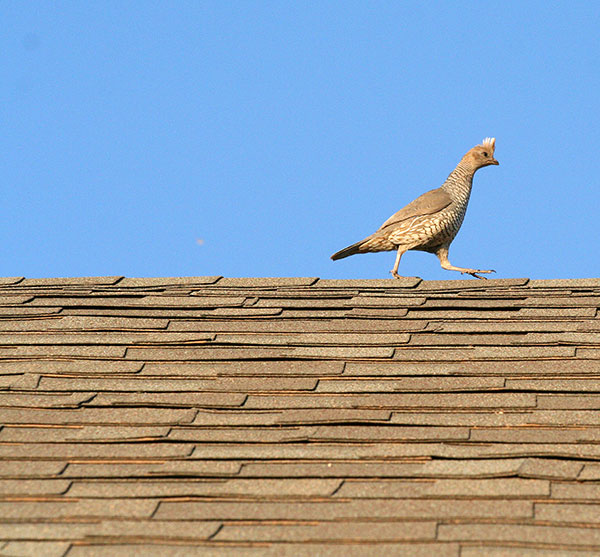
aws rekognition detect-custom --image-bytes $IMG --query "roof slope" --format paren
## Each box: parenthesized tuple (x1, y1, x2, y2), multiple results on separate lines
(1, 276, 600, 556)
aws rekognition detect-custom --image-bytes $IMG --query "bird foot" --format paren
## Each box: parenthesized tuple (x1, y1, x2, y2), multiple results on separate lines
(462, 269, 496, 280)
(390, 270, 403, 279)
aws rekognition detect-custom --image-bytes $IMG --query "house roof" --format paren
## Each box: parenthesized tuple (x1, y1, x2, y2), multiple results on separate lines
(1, 275, 600, 556)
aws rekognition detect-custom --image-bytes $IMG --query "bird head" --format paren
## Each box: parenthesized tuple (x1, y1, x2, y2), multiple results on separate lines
(463, 137, 499, 169)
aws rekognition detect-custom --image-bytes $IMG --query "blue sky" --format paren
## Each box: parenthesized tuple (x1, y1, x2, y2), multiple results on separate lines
(2, 2, 599, 280)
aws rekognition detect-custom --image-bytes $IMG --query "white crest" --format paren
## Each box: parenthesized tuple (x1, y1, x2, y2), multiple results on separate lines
(481, 137, 496, 149)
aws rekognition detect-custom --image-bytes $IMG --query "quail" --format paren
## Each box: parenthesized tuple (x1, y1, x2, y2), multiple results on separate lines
(331, 138, 499, 279)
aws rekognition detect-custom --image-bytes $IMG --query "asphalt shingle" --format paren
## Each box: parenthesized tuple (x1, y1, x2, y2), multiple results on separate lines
(1, 276, 600, 555)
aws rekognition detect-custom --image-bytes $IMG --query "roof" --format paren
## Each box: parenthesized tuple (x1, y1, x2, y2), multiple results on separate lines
(1, 275, 600, 556)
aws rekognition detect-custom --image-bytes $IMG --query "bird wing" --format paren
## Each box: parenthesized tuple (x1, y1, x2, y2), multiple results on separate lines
(378, 188, 452, 231)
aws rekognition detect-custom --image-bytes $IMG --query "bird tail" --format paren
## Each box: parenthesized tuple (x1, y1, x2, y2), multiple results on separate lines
(331, 238, 370, 260)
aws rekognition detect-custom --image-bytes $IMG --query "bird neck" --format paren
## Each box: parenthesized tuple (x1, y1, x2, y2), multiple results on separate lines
(441, 159, 476, 203)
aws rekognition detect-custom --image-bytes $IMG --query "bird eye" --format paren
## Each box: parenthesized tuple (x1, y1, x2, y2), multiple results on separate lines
(482, 152, 488, 157)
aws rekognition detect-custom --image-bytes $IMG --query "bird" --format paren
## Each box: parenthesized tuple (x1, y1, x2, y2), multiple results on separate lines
(331, 137, 499, 280)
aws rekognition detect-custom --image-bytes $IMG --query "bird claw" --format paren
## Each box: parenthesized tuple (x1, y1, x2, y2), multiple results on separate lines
(462, 269, 496, 280)
(390, 270, 402, 279)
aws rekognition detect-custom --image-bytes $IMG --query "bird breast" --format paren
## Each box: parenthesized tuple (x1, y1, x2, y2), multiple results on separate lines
(387, 206, 466, 248)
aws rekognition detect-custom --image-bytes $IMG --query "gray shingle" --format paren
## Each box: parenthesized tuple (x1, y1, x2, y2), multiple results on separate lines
(519, 307, 597, 317)
(19, 276, 124, 286)
(67, 478, 341, 498)
(537, 394, 600, 409)
(348, 295, 427, 307)
(0, 315, 170, 331)
(0, 407, 196, 424)
(343, 361, 462, 376)
(506, 378, 600, 392)
(29, 295, 247, 307)
(204, 376, 319, 391)
(461, 547, 600, 557)
(38, 376, 318, 392)
(0, 296, 34, 305)
(528, 278, 600, 288)
(0, 360, 143, 375)
(267, 543, 461, 557)
(117, 276, 222, 287)
(0, 479, 71, 495)
(192, 408, 392, 426)
(207, 439, 600, 460)
(407, 332, 530, 345)
(525, 331, 600, 344)
(167, 426, 319, 443)
(391, 410, 600, 427)
(88, 392, 247, 407)
(345, 307, 409, 317)
(438, 523, 600, 545)
(243, 392, 536, 410)
(214, 332, 411, 346)
(63, 307, 283, 318)
(426, 320, 584, 333)
(0, 541, 71, 557)
(1, 442, 192, 458)
(0, 392, 93, 408)
(62, 460, 241, 478)
(0, 461, 67, 477)
(63, 545, 271, 557)
(126, 345, 395, 360)
(416, 278, 530, 290)
(4, 372, 40, 389)
(578, 464, 600, 480)
(210, 306, 283, 316)
(314, 278, 421, 288)
(535, 502, 600, 523)
(168, 317, 428, 333)
(575, 347, 600, 358)
(411, 330, 600, 346)
(316, 377, 505, 392)
(213, 521, 437, 542)
(191, 441, 582, 460)
(422, 298, 523, 308)
(155, 499, 533, 521)
(192, 443, 457, 460)
(0, 425, 170, 442)
(550, 483, 600, 500)
(141, 360, 345, 376)
(414, 459, 527, 479)
(0, 277, 24, 285)
(251, 296, 427, 309)
(1, 373, 38, 389)
(523, 295, 600, 307)
(0, 499, 158, 519)
(94, 520, 220, 539)
(0, 345, 126, 357)
(469, 428, 600, 443)
(301, 425, 470, 441)
(238, 461, 429, 478)
(250, 297, 352, 308)
(213, 277, 319, 287)
(0, 306, 62, 317)
(393, 345, 576, 360)
(334, 478, 549, 498)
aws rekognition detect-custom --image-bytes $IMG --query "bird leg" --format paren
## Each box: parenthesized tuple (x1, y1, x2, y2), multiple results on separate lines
(435, 246, 495, 280)
(390, 246, 408, 279)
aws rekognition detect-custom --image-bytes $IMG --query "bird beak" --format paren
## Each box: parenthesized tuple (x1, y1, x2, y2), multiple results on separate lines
(490, 158, 499, 165)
